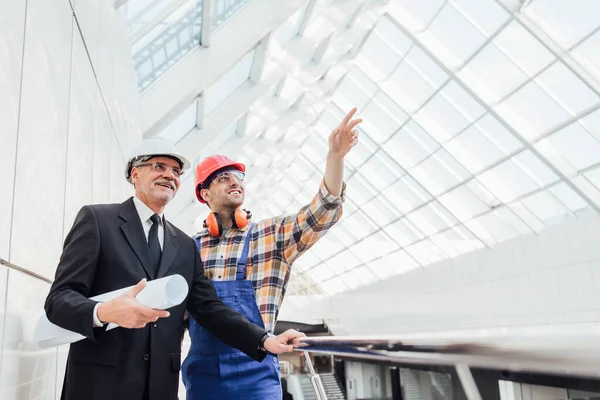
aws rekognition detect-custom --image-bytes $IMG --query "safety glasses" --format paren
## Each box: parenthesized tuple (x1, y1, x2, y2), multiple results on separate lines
(212, 170, 245, 185)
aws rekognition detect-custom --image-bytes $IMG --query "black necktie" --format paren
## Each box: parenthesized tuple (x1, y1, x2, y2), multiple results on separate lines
(148, 214, 162, 276)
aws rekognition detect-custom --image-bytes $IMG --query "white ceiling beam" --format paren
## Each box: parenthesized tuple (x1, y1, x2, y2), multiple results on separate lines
(200, 0, 214, 47)
(178, 83, 274, 162)
(140, 0, 309, 137)
(249, 34, 271, 84)
(195, 94, 204, 129)
(274, 76, 287, 97)
(346, 0, 371, 28)
(114, 0, 128, 9)
(235, 112, 249, 136)
(312, 33, 334, 64)
(298, 0, 318, 36)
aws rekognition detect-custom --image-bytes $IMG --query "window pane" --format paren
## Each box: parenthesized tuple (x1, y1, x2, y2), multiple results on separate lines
(319, 276, 349, 295)
(494, 20, 555, 77)
(524, 0, 600, 49)
(204, 49, 255, 114)
(445, 124, 506, 174)
(356, 30, 402, 82)
(496, 81, 570, 141)
(212, 0, 250, 31)
(362, 196, 400, 226)
(343, 210, 379, 240)
(519, 190, 570, 226)
(548, 182, 590, 213)
(414, 86, 474, 143)
(359, 150, 404, 190)
(384, 120, 440, 169)
(388, 0, 446, 32)
(377, 249, 421, 278)
(382, 174, 432, 214)
(535, 61, 599, 115)
(459, 43, 527, 103)
(132, 0, 203, 90)
(464, 209, 521, 246)
(478, 153, 546, 202)
(420, 3, 487, 68)
(572, 30, 600, 82)
(410, 149, 471, 195)
(157, 100, 197, 142)
(383, 217, 425, 247)
(360, 91, 409, 144)
(347, 173, 378, 206)
(376, 16, 413, 55)
(438, 184, 490, 221)
(451, 0, 510, 36)
(406, 201, 459, 236)
(123, 0, 177, 38)
(541, 122, 600, 171)
(327, 249, 362, 274)
(350, 232, 400, 264)
(431, 225, 484, 256)
(339, 266, 379, 290)
(306, 263, 336, 283)
(405, 239, 447, 265)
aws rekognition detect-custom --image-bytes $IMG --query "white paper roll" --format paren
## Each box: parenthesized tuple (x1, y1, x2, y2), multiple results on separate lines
(34, 274, 189, 348)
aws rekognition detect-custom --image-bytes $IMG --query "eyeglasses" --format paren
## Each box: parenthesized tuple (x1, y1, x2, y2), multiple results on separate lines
(212, 170, 245, 185)
(135, 162, 184, 178)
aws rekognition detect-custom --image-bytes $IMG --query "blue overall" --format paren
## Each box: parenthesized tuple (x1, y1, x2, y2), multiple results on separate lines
(182, 225, 282, 400)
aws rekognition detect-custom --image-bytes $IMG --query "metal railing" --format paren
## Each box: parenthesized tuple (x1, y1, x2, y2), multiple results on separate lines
(296, 324, 600, 400)
(0, 257, 53, 284)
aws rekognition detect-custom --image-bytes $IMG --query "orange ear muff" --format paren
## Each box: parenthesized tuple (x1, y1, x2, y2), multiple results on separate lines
(204, 212, 222, 237)
(232, 209, 249, 229)
(204, 209, 252, 236)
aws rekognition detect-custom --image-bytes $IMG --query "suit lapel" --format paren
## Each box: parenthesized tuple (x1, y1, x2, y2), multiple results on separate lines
(119, 198, 154, 279)
(157, 221, 179, 278)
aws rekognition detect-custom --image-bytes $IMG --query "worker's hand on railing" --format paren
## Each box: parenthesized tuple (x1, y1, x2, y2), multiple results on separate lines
(264, 329, 307, 354)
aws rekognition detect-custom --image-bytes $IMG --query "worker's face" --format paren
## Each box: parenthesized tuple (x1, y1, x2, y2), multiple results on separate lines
(131, 156, 182, 206)
(201, 169, 245, 210)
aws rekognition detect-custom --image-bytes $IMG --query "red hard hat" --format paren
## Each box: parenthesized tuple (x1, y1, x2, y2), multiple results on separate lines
(194, 155, 245, 203)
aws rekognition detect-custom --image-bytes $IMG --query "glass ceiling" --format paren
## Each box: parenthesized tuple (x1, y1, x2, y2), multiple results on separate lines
(128, 0, 600, 296)
(123, 0, 251, 91)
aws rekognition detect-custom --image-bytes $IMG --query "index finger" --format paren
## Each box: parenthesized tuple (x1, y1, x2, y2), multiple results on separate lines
(141, 307, 170, 319)
(339, 107, 357, 129)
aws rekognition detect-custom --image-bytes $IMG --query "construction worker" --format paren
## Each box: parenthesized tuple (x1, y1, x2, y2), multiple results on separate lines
(181, 107, 362, 400)
(45, 137, 306, 400)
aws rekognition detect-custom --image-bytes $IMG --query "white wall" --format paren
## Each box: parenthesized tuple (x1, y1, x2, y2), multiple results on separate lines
(0, 0, 143, 397)
(281, 210, 600, 335)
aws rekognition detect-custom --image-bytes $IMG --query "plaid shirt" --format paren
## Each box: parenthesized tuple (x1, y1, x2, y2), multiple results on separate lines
(194, 180, 345, 332)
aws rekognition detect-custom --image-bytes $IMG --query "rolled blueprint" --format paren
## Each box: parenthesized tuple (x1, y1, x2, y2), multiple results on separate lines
(34, 274, 188, 348)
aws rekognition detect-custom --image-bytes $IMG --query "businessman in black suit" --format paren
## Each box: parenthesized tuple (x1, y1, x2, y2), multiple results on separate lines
(44, 138, 305, 400)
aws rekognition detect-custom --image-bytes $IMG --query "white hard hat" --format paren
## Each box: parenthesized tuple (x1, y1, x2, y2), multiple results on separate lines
(125, 138, 191, 183)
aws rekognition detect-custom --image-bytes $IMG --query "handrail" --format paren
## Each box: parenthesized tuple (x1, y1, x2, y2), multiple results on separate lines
(303, 351, 328, 400)
(296, 325, 600, 400)
(0, 257, 53, 284)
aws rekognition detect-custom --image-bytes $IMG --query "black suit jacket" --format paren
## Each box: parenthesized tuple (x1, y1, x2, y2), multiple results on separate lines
(44, 198, 267, 400)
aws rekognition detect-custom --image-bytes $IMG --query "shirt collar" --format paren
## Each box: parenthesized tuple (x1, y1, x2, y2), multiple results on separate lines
(132, 196, 164, 225)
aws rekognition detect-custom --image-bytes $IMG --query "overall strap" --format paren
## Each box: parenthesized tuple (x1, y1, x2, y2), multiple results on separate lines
(236, 224, 254, 280)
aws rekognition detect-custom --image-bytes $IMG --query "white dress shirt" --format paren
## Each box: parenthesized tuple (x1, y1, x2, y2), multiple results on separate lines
(93, 196, 166, 327)
(132, 196, 165, 251)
